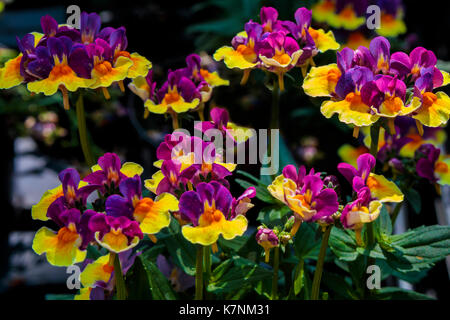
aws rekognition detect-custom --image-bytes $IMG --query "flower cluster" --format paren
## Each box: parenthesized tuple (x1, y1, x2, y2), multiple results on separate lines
(129, 53, 228, 118)
(214, 6, 340, 90)
(303, 36, 450, 136)
(31, 153, 178, 267)
(144, 129, 256, 249)
(0, 12, 151, 109)
(267, 152, 404, 246)
(312, 0, 406, 37)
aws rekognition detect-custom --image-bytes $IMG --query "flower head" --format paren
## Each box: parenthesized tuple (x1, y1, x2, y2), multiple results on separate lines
(179, 182, 251, 246)
(256, 227, 279, 263)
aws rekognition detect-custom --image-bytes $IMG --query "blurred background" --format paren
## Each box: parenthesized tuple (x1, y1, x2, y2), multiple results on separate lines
(0, 0, 449, 299)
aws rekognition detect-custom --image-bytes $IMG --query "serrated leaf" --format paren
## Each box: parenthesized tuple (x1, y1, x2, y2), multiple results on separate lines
(328, 227, 359, 261)
(208, 256, 273, 294)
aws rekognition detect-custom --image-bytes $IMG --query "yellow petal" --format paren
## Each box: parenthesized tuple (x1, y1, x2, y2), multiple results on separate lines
(321, 98, 380, 127)
(95, 231, 140, 253)
(0, 55, 24, 89)
(345, 201, 382, 230)
(413, 92, 450, 127)
(308, 28, 340, 52)
(367, 173, 404, 203)
(268, 174, 287, 203)
(32, 185, 63, 221)
(32, 227, 86, 266)
(213, 46, 257, 70)
(120, 162, 144, 177)
(302, 63, 341, 97)
(90, 56, 133, 89)
(127, 52, 152, 78)
(128, 75, 151, 101)
(182, 215, 248, 245)
(74, 287, 92, 300)
(144, 170, 165, 194)
(80, 253, 112, 287)
(135, 194, 177, 234)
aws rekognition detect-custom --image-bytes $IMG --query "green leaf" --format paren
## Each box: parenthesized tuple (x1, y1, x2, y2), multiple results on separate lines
(235, 170, 278, 204)
(321, 272, 356, 300)
(374, 204, 392, 237)
(139, 256, 177, 300)
(293, 223, 322, 260)
(162, 223, 197, 276)
(126, 256, 152, 300)
(328, 227, 359, 261)
(293, 260, 304, 296)
(208, 256, 273, 294)
(373, 287, 434, 300)
(257, 205, 291, 226)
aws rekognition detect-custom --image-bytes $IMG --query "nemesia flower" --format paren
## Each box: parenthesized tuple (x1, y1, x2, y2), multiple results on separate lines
(302, 63, 341, 97)
(83, 152, 144, 194)
(32, 208, 96, 266)
(179, 182, 251, 247)
(105, 175, 178, 241)
(409, 71, 450, 133)
(375, 0, 406, 37)
(194, 107, 254, 144)
(89, 212, 143, 253)
(76, 250, 139, 300)
(213, 21, 263, 83)
(256, 227, 279, 263)
(415, 144, 450, 186)
(338, 153, 404, 203)
(144, 69, 200, 115)
(267, 165, 339, 236)
(258, 31, 302, 90)
(340, 187, 382, 245)
(320, 66, 379, 128)
(327, 0, 367, 30)
(344, 32, 370, 50)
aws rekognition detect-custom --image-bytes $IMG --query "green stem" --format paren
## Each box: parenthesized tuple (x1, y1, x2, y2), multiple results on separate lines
(113, 253, 127, 300)
(270, 79, 280, 130)
(204, 245, 211, 299)
(75, 92, 95, 167)
(390, 202, 403, 228)
(271, 246, 280, 300)
(195, 245, 204, 300)
(311, 225, 332, 300)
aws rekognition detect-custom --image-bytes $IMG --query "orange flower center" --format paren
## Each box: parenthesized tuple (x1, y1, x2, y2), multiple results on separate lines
(383, 96, 403, 113)
(49, 64, 73, 80)
(273, 51, 291, 65)
(107, 167, 120, 183)
(102, 263, 114, 274)
(381, 13, 395, 24)
(201, 208, 224, 225)
(199, 69, 211, 79)
(339, 6, 356, 19)
(57, 225, 79, 245)
(352, 205, 369, 213)
(201, 162, 213, 173)
(115, 50, 131, 59)
(327, 68, 341, 83)
(164, 90, 181, 104)
(94, 61, 113, 75)
(422, 92, 437, 107)
(366, 176, 379, 189)
(435, 161, 448, 174)
(236, 44, 255, 57)
(134, 197, 155, 222)
(294, 189, 313, 209)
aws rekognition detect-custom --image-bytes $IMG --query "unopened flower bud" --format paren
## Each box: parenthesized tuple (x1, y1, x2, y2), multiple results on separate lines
(256, 228, 279, 263)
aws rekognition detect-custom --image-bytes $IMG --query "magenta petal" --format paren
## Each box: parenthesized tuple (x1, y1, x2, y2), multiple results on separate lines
(337, 163, 358, 184)
(179, 191, 203, 225)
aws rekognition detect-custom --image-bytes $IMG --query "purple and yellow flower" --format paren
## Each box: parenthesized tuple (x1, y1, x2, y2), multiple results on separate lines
(338, 153, 404, 203)
(375, 0, 406, 37)
(145, 69, 200, 114)
(32, 208, 96, 266)
(320, 66, 380, 127)
(83, 152, 143, 194)
(88, 213, 143, 253)
(327, 0, 367, 30)
(268, 165, 339, 236)
(194, 107, 254, 144)
(258, 31, 303, 90)
(105, 175, 178, 242)
(409, 72, 450, 132)
(179, 182, 251, 247)
(76, 249, 138, 300)
(256, 228, 279, 263)
(415, 144, 450, 186)
(341, 187, 382, 246)
(213, 21, 263, 83)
